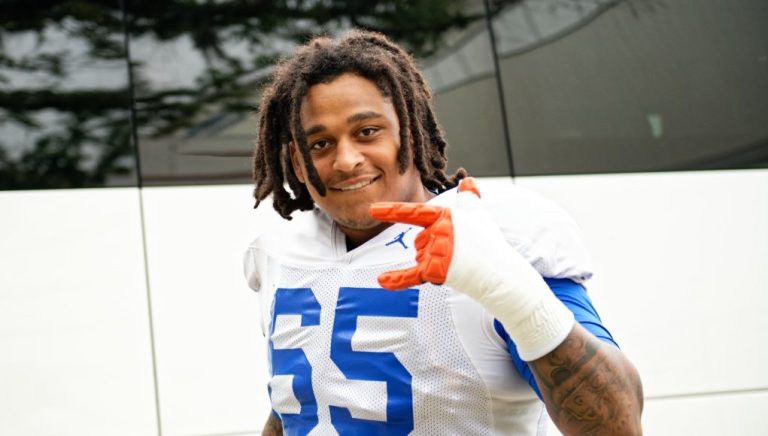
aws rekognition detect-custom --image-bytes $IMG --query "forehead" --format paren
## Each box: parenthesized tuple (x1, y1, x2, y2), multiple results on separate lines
(300, 73, 391, 121)
(308, 72, 385, 96)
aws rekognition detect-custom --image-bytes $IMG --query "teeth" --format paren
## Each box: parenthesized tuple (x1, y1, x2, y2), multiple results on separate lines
(338, 178, 375, 191)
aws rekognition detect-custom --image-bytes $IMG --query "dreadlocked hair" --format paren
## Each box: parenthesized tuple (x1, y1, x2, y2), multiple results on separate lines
(252, 29, 467, 220)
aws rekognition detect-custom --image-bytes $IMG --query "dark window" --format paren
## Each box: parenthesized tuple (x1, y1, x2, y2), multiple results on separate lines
(492, 0, 768, 175)
(426, 13, 513, 177)
(125, 0, 510, 186)
(0, 1, 137, 190)
(5, 0, 766, 189)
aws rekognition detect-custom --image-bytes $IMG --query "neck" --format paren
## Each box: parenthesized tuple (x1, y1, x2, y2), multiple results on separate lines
(342, 222, 392, 250)
(341, 186, 436, 251)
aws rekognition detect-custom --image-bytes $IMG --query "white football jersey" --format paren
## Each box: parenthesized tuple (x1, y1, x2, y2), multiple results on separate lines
(244, 181, 593, 435)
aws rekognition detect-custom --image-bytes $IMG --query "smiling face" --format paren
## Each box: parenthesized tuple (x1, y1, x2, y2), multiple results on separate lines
(290, 73, 431, 246)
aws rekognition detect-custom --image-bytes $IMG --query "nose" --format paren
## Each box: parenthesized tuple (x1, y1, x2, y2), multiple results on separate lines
(332, 137, 364, 172)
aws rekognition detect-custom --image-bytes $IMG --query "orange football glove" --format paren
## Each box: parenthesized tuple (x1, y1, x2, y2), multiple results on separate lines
(369, 178, 481, 290)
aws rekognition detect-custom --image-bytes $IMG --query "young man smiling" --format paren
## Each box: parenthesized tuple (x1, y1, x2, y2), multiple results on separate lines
(288, 72, 432, 248)
(245, 30, 643, 435)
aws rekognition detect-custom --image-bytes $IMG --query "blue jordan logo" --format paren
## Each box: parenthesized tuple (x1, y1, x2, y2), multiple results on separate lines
(385, 228, 412, 249)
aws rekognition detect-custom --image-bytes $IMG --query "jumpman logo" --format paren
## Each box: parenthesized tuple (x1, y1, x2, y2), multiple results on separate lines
(385, 228, 412, 249)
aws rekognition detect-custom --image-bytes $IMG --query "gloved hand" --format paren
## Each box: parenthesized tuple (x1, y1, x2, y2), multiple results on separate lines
(369, 177, 574, 361)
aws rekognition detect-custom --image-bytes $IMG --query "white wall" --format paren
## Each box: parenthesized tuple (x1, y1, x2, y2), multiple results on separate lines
(140, 185, 271, 436)
(2, 169, 766, 435)
(517, 169, 768, 435)
(0, 188, 158, 435)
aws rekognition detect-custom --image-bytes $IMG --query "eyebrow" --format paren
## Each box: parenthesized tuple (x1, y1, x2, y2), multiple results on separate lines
(347, 111, 383, 124)
(303, 111, 384, 137)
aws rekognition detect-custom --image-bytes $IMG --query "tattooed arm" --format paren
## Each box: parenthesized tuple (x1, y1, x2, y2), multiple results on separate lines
(530, 323, 644, 435)
(369, 179, 643, 433)
(261, 412, 283, 436)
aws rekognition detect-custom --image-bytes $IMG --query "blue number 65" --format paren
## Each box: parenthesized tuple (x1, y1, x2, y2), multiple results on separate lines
(329, 287, 419, 436)
(270, 286, 418, 436)
(269, 288, 321, 435)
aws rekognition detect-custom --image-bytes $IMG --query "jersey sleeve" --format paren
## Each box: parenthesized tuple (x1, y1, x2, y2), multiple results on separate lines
(494, 278, 618, 399)
(481, 181, 594, 282)
(244, 235, 277, 297)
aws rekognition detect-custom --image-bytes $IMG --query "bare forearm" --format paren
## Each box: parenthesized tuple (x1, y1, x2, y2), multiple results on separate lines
(530, 323, 643, 435)
(262, 412, 283, 436)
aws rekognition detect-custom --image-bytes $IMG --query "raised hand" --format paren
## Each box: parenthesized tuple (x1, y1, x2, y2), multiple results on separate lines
(369, 178, 482, 290)
(371, 203, 453, 289)
(369, 177, 574, 361)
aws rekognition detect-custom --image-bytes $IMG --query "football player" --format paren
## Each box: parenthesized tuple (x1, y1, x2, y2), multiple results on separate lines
(245, 30, 643, 435)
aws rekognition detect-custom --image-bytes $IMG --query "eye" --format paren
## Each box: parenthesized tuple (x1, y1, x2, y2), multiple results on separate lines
(359, 127, 379, 137)
(310, 139, 331, 151)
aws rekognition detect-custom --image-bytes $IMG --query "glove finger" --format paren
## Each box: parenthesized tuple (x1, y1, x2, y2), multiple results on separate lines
(457, 177, 481, 198)
(414, 227, 431, 250)
(378, 266, 423, 290)
(415, 246, 426, 263)
(422, 256, 450, 285)
(419, 235, 452, 285)
(369, 202, 444, 227)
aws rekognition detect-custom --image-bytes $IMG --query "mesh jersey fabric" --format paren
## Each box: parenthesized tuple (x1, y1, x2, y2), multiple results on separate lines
(244, 180, 598, 435)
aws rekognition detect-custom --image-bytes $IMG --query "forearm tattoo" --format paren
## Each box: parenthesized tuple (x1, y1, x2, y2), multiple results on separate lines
(262, 413, 283, 436)
(531, 327, 643, 435)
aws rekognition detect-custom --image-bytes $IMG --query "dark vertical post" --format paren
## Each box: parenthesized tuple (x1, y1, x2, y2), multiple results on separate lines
(119, 1, 163, 434)
(483, 0, 517, 177)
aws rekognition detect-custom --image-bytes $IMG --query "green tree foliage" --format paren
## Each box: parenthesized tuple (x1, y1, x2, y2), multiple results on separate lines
(0, 0, 479, 189)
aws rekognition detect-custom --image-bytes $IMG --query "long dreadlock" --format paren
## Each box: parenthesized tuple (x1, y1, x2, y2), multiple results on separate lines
(253, 29, 467, 220)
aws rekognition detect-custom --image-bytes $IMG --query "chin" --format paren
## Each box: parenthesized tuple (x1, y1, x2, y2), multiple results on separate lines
(336, 215, 381, 231)
(336, 217, 382, 230)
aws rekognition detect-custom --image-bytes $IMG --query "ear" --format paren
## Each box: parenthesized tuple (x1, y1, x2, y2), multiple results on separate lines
(288, 142, 306, 184)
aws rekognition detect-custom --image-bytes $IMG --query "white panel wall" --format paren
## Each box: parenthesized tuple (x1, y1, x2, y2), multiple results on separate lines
(516, 169, 768, 434)
(0, 188, 158, 436)
(140, 185, 272, 436)
(4, 170, 765, 435)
